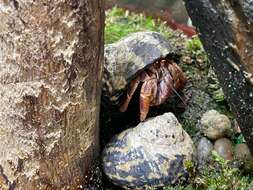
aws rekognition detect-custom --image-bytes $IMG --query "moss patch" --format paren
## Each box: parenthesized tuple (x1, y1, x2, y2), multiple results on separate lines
(105, 7, 173, 44)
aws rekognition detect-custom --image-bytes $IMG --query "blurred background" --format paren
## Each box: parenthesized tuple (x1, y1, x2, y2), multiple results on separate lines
(105, 0, 196, 37)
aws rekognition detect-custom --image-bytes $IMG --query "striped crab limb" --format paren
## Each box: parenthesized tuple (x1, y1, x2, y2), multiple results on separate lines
(139, 75, 158, 121)
(119, 71, 153, 112)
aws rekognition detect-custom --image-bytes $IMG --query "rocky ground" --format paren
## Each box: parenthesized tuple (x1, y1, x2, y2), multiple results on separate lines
(98, 7, 253, 190)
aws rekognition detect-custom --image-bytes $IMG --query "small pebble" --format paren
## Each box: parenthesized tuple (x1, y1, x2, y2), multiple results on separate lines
(214, 138, 233, 160)
(235, 143, 251, 160)
(235, 143, 253, 172)
(200, 110, 232, 140)
(197, 137, 213, 168)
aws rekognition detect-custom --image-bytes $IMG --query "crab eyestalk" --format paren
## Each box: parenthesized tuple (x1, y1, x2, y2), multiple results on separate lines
(119, 58, 187, 121)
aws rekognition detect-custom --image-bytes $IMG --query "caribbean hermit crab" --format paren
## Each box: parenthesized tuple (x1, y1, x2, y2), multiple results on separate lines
(103, 31, 187, 121)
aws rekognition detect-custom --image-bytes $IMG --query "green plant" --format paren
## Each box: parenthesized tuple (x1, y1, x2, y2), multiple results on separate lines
(193, 151, 253, 190)
(186, 37, 203, 52)
(181, 119, 199, 137)
(161, 151, 253, 190)
(231, 133, 246, 145)
(105, 7, 173, 44)
(185, 37, 208, 65)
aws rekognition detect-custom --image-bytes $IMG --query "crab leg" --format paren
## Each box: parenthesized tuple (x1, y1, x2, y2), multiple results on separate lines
(119, 77, 140, 112)
(139, 77, 157, 121)
(167, 62, 187, 90)
(155, 71, 174, 105)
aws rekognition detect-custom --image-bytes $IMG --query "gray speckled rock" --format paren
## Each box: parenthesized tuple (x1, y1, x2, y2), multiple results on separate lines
(197, 137, 213, 168)
(102, 113, 195, 190)
(103, 31, 176, 105)
(200, 110, 232, 140)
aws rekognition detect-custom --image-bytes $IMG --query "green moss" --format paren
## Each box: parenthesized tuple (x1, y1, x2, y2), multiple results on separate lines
(194, 151, 253, 190)
(181, 119, 199, 136)
(214, 105, 234, 120)
(162, 152, 253, 190)
(231, 134, 246, 145)
(186, 37, 203, 52)
(105, 7, 173, 44)
(185, 37, 208, 64)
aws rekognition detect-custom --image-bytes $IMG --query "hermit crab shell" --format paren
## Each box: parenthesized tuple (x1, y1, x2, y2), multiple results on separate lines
(103, 31, 177, 106)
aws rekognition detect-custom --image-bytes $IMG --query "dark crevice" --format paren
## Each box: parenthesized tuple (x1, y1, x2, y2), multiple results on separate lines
(0, 165, 16, 190)
(12, 0, 19, 9)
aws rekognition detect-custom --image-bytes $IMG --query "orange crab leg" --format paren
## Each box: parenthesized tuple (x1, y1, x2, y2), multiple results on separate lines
(139, 78, 157, 121)
(155, 72, 174, 105)
(120, 71, 153, 113)
(167, 62, 187, 90)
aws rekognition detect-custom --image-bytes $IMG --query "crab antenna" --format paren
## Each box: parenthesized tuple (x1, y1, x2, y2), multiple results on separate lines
(168, 83, 187, 106)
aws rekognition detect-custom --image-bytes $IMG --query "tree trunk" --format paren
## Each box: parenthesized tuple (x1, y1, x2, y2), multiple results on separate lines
(183, 0, 253, 153)
(0, 0, 104, 189)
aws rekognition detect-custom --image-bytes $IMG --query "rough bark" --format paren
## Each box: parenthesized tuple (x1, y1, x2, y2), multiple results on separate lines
(0, 0, 104, 189)
(183, 0, 253, 153)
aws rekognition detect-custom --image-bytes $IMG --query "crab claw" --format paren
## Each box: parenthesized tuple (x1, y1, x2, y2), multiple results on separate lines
(139, 78, 157, 121)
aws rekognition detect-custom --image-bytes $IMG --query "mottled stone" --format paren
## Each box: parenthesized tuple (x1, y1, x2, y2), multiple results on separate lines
(200, 110, 232, 140)
(103, 113, 195, 189)
(214, 138, 233, 160)
(197, 137, 213, 168)
(235, 143, 253, 172)
(103, 31, 176, 106)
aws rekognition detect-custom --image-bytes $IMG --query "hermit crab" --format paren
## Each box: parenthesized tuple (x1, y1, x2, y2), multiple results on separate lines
(102, 31, 187, 121)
